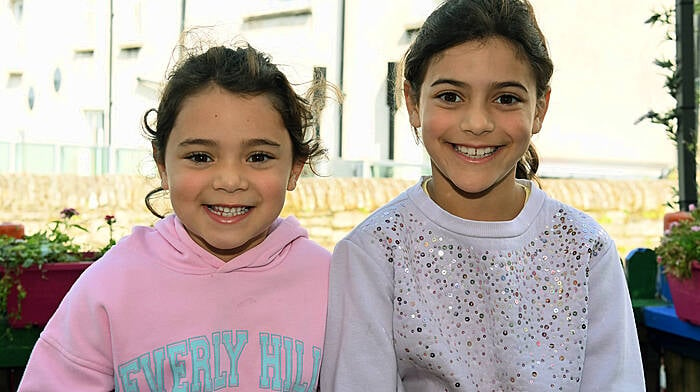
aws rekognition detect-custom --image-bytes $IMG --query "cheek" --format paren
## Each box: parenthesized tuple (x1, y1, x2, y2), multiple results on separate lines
(250, 166, 292, 193)
(168, 171, 205, 200)
(500, 113, 534, 138)
(268, 172, 293, 197)
(420, 110, 456, 140)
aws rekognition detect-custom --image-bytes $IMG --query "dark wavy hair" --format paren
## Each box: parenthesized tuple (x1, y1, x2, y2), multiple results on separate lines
(401, 0, 553, 180)
(143, 42, 327, 217)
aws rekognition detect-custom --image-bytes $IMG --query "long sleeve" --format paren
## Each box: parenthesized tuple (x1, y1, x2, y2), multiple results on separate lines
(320, 237, 402, 391)
(18, 270, 115, 391)
(18, 340, 114, 391)
(579, 241, 645, 391)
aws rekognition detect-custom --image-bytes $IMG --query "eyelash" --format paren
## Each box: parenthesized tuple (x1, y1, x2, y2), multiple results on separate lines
(495, 94, 522, 105)
(185, 152, 212, 163)
(183, 151, 275, 165)
(247, 152, 274, 163)
(436, 92, 523, 105)
(437, 92, 462, 103)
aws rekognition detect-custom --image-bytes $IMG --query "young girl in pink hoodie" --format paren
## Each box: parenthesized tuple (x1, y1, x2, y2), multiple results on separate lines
(19, 42, 330, 391)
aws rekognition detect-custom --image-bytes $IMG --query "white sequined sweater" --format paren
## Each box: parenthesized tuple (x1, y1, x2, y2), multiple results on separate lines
(320, 179, 645, 392)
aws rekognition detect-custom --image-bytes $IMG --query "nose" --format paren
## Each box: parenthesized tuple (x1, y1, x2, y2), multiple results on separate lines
(460, 102, 494, 135)
(212, 163, 248, 193)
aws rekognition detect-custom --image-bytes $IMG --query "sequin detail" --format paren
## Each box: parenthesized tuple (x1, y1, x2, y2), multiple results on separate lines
(366, 203, 602, 391)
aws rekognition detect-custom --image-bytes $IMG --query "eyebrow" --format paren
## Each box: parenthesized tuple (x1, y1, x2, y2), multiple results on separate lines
(243, 138, 282, 149)
(430, 78, 529, 93)
(430, 78, 467, 89)
(177, 138, 216, 148)
(176, 137, 282, 148)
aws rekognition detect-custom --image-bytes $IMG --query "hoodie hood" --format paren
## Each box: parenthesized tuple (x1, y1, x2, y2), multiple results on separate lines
(127, 214, 308, 275)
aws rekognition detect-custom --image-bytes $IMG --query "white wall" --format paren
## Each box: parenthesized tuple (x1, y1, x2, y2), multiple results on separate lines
(530, 0, 677, 177)
(336, 0, 678, 178)
(0, 0, 681, 178)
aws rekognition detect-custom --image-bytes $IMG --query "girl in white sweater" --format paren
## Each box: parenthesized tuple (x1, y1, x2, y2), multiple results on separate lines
(320, 1, 645, 391)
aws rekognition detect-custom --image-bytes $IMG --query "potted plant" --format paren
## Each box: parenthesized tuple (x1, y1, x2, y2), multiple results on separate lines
(654, 204, 700, 325)
(0, 208, 116, 328)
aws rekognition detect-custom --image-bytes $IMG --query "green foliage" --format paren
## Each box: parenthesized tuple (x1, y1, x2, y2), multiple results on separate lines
(636, 7, 680, 145)
(655, 206, 700, 280)
(638, 6, 700, 210)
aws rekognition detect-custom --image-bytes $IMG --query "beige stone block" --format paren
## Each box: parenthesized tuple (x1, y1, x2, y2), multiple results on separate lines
(331, 211, 369, 229)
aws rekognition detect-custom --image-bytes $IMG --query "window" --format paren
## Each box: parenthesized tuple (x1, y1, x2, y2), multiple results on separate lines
(119, 47, 141, 59)
(74, 0, 97, 51)
(7, 72, 22, 88)
(74, 49, 95, 59)
(116, 0, 143, 48)
(10, 0, 23, 22)
(243, 0, 311, 22)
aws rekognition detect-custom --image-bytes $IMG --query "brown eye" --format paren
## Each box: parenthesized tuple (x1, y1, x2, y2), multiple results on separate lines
(185, 153, 212, 163)
(247, 152, 273, 163)
(495, 94, 521, 105)
(438, 92, 462, 103)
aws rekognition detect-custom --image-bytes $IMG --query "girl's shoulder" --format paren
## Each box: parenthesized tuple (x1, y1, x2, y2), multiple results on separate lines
(538, 191, 613, 249)
(542, 193, 605, 229)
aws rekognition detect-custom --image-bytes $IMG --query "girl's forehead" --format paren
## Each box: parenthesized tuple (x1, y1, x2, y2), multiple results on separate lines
(168, 89, 288, 144)
(432, 37, 524, 65)
(425, 37, 536, 85)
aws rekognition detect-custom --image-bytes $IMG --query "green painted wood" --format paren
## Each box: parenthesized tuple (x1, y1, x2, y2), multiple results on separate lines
(0, 319, 41, 368)
(626, 248, 661, 301)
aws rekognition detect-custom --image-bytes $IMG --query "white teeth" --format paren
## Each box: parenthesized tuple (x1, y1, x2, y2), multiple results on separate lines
(208, 205, 249, 217)
(454, 145, 497, 158)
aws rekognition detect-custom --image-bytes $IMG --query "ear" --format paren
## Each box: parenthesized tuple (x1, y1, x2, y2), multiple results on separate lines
(153, 145, 169, 190)
(532, 88, 551, 135)
(287, 159, 305, 191)
(403, 80, 421, 128)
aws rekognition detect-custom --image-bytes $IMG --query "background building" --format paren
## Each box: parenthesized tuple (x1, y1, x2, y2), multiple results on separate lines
(0, 0, 679, 179)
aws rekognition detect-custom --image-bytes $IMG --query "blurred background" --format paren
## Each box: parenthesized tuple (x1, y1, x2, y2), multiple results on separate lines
(0, 0, 679, 180)
(0, 3, 697, 390)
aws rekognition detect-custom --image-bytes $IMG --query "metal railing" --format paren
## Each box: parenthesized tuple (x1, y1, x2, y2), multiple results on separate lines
(0, 141, 154, 176)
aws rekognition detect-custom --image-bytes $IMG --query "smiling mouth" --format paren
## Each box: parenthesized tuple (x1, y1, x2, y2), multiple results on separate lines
(207, 205, 250, 217)
(453, 144, 498, 159)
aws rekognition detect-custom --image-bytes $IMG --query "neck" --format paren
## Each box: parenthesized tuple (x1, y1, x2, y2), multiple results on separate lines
(426, 175, 527, 221)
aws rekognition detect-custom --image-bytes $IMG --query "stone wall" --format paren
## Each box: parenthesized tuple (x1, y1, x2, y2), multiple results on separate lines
(0, 174, 676, 259)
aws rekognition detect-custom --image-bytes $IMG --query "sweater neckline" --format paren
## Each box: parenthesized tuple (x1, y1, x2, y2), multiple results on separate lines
(409, 178, 543, 239)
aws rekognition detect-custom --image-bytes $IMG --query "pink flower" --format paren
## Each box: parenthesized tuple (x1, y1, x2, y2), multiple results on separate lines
(692, 226, 700, 232)
(690, 204, 696, 211)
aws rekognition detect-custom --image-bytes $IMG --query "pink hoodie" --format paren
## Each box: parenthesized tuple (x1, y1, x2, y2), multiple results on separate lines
(19, 214, 330, 391)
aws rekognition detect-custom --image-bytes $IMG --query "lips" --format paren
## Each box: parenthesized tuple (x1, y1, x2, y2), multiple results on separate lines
(453, 144, 498, 159)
